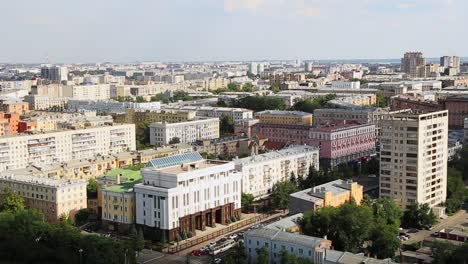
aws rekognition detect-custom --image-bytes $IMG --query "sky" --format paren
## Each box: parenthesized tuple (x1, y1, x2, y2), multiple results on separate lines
(1, 0, 467, 63)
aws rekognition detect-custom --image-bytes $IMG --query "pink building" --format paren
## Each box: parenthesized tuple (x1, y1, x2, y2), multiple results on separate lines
(236, 120, 376, 167)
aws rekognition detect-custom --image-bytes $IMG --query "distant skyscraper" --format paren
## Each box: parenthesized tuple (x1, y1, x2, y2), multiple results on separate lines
(249, 62, 258, 75)
(440, 56, 460, 74)
(41, 65, 68, 82)
(401, 52, 426, 78)
(257, 63, 265, 74)
(304, 62, 313, 72)
(379, 110, 448, 209)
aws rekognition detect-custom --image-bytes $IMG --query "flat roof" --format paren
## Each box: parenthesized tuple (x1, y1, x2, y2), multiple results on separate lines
(102, 168, 142, 193)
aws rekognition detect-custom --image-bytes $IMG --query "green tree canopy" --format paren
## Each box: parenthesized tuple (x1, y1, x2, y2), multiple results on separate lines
(220, 115, 235, 135)
(271, 181, 299, 210)
(401, 203, 437, 229)
(0, 188, 25, 213)
(241, 193, 255, 212)
(256, 246, 269, 264)
(234, 96, 286, 112)
(169, 137, 181, 144)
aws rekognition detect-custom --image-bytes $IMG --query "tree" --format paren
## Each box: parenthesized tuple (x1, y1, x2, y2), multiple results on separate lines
(136, 121, 151, 149)
(375, 92, 390, 108)
(242, 83, 254, 92)
(290, 94, 337, 113)
(368, 223, 400, 259)
(280, 249, 314, 264)
(445, 167, 468, 214)
(220, 115, 234, 135)
(135, 96, 145, 103)
(256, 246, 269, 264)
(241, 193, 255, 212)
(227, 83, 238, 91)
(130, 226, 145, 254)
(169, 137, 181, 144)
(234, 96, 286, 112)
(432, 241, 468, 264)
(0, 189, 25, 213)
(271, 181, 299, 211)
(74, 208, 92, 226)
(271, 83, 280, 93)
(87, 179, 98, 198)
(224, 241, 248, 264)
(0, 208, 135, 264)
(401, 203, 437, 229)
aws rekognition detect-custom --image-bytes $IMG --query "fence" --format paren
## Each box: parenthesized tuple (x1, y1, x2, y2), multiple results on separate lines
(166, 213, 272, 254)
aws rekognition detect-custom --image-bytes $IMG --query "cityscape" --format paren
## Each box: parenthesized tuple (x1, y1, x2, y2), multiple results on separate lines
(1, 1, 468, 264)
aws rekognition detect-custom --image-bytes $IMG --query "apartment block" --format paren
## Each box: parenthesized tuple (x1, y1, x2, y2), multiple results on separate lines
(379, 110, 448, 209)
(289, 179, 363, 215)
(0, 124, 136, 172)
(255, 110, 313, 125)
(0, 175, 86, 223)
(23, 95, 68, 110)
(149, 118, 219, 146)
(68, 99, 161, 114)
(234, 145, 319, 198)
(0, 100, 30, 115)
(0, 112, 20, 135)
(134, 152, 242, 241)
(62, 84, 111, 100)
(161, 106, 253, 122)
(115, 109, 196, 124)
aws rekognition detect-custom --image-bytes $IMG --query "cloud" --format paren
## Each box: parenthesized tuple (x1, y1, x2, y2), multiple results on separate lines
(224, 0, 265, 12)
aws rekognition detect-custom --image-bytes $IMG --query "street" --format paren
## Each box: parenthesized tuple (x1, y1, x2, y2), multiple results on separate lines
(402, 210, 467, 245)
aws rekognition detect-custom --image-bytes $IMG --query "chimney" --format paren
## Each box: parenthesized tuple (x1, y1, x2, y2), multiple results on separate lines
(116, 173, 121, 184)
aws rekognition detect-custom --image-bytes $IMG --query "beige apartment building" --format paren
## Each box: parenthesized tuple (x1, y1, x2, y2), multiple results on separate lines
(0, 123, 136, 172)
(379, 110, 448, 209)
(0, 175, 87, 223)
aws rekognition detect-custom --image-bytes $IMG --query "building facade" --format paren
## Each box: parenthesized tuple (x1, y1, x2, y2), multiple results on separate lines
(289, 179, 363, 215)
(0, 124, 136, 172)
(401, 52, 426, 78)
(23, 95, 68, 110)
(255, 110, 313, 126)
(234, 145, 319, 198)
(238, 121, 376, 168)
(379, 110, 448, 209)
(244, 228, 331, 264)
(134, 152, 242, 241)
(161, 106, 253, 122)
(0, 175, 86, 223)
(149, 118, 220, 146)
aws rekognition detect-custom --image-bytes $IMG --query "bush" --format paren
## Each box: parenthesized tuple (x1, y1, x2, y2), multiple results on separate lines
(226, 218, 232, 224)
(187, 232, 193, 238)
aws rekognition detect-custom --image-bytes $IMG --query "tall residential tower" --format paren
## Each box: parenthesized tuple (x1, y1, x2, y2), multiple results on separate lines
(379, 110, 448, 209)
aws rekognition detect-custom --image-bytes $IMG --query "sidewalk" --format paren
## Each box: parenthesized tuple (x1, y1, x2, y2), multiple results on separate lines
(166, 211, 287, 255)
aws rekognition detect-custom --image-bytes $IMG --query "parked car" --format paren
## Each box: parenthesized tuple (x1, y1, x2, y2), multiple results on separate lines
(408, 228, 420, 233)
(192, 250, 203, 256)
(368, 174, 377, 178)
(229, 234, 237, 240)
(214, 258, 222, 264)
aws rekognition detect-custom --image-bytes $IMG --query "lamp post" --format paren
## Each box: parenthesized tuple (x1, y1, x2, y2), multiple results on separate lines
(78, 249, 83, 264)
(124, 249, 128, 264)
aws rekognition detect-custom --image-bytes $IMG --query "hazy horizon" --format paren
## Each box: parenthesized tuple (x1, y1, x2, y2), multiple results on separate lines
(1, 0, 467, 63)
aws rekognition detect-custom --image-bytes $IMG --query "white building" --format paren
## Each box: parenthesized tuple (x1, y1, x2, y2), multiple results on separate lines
(62, 84, 111, 100)
(161, 105, 253, 122)
(0, 124, 136, 172)
(244, 228, 330, 264)
(249, 62, 258, 75)
(329, 81, 360, 90)
(149, 118, 219, 146)
(379, 110, 448, 209)
(134, 152, 242, 241)
(234, 145, 319, 198)
(24, 95, 69, 110)
(67, 99, 161, 113)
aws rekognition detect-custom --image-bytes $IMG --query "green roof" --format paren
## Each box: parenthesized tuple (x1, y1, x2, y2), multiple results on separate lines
(102, 168, 142, 193)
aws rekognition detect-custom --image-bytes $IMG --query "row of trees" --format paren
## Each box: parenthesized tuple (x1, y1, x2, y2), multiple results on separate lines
(445, 147, 468, 214)
(300, 198, 402, 259)
(290, 94, 337, 113)
(233, 96, 287, 112)
(0, 190, 138, 264)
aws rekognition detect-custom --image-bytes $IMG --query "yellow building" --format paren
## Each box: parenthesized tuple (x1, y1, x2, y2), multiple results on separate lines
(289, 180, 363, 215)
(0, 175, 87, 223)
(99, 168, 142, 232)
(255, 110, 313, 125)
